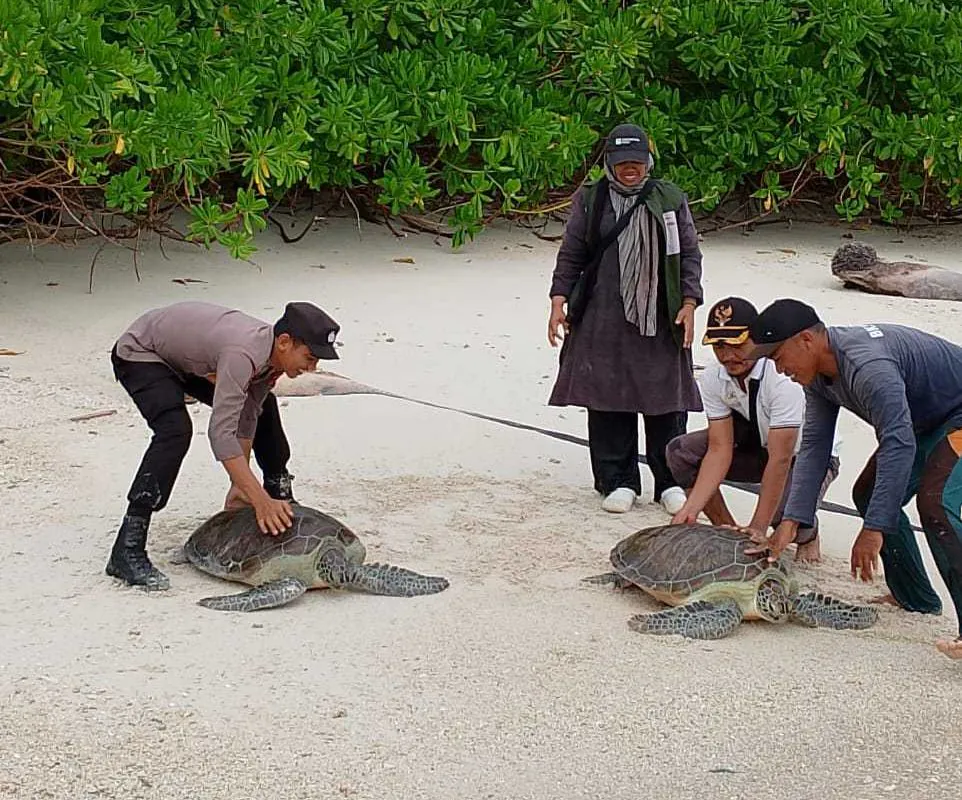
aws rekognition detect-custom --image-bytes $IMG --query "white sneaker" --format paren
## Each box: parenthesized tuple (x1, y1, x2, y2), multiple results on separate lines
(601, 487, 637, 513)
(659, 486, 687, 516)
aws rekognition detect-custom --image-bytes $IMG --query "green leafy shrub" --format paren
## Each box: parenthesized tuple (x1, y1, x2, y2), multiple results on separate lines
(3, 0, 962, 257)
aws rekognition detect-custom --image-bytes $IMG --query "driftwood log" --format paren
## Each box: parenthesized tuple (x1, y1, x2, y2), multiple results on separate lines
(831, 242, 962, 301)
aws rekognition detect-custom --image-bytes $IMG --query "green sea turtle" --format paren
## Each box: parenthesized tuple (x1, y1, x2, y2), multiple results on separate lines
(831, 241, 962, 301)
(583, 523, 879, 640)
(170, 503, 449, 611)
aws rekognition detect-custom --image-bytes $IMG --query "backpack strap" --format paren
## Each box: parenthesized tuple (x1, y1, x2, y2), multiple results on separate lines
(583, 177, 607, 255)
(565, 178, 656, 326)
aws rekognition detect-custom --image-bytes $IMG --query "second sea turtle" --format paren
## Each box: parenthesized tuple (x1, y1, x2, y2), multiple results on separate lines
(171, 502, 449, 611)
(584, 523, 879, 640)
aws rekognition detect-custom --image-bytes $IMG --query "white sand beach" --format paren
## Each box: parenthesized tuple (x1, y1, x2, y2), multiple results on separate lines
(1, 212, 961, 799)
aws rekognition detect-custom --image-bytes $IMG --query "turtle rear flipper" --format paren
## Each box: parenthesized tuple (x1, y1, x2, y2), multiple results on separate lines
(790, 591, 879, 630)
(627, 598, 744, 640)
(581, 572, 633, 590)
(167, 546, 189, 565)
(198, 577, 308, 612)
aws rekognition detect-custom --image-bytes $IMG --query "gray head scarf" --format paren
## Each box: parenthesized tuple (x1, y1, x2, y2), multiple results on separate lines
(606, 156, 660, 337)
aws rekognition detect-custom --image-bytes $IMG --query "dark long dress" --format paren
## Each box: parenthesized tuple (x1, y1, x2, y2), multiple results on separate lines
(548, 184, 704, 416)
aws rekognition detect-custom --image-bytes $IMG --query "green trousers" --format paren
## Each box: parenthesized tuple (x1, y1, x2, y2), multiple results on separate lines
(853, 418, 962, 635)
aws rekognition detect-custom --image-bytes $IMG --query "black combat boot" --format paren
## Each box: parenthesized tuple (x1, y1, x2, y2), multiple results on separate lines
(105, 514, 170, 591)
(263, 471, 296, 502)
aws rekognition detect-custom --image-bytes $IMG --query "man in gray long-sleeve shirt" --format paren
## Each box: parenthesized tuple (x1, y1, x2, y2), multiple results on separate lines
(107, 300, 340, 592)
(744, 298, 962, 661)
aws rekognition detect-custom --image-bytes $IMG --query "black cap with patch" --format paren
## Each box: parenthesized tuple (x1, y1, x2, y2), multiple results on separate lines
(747, 299, 822, 357)
(274, 301, 340, 360)
(604, 123, 650, 167)
(702, 296, 758, 346)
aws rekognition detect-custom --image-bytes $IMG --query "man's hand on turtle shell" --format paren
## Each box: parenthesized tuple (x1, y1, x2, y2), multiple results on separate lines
(745, 526, 769, 544)
(720, 523, 767, 543)
(253, 497, 294, 536)
(671, 507, 698, 525)
(745, 520, 797, 562)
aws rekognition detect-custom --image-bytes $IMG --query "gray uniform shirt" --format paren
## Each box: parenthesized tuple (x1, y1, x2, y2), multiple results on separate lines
(784, 324, 962, 534)
(115, 301, 277, 461)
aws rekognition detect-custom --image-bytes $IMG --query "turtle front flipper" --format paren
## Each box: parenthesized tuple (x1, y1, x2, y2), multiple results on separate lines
(319, 550, 448, 596)
(346, 563, 449, 597)
(790, 591, 879, 630)
(627, 599, 744, 640)
(197, 577, 308, 612)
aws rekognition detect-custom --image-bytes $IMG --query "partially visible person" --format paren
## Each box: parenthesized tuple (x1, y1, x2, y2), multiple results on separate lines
(743, 298, 962, 661)
(107, 300, 340, 591)
(546, 122, 704, 516)
(665, 297, 841, 561)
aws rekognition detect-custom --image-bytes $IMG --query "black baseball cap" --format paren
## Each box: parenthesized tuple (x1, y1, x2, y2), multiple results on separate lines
(274, 301, 340, 360)
(747, 299, 822, 358)
(604, 123, 650, 166)
(702, 297, 758, 346)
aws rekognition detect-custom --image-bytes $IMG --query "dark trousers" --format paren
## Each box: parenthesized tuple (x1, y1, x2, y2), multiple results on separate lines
(853, 419, 962, 627)
(587, 410, 687, 500)
(111, 349, 290, 518)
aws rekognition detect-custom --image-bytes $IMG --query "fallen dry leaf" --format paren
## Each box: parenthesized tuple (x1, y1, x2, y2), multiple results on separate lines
(778, 248, 797, 256)
(172, 278, 208, 285)
(0, 349, 23, 356)
(392, 257, 415, 264)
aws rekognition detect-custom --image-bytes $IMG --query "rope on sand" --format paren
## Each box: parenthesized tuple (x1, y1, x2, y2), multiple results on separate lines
(275, 371, 924, 533)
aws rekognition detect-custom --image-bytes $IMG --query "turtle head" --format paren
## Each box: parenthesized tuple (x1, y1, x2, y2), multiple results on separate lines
(756, 577, 792, 623)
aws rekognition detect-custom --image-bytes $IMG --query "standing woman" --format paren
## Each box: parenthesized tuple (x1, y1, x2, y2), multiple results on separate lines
(547, 123, 705, 515)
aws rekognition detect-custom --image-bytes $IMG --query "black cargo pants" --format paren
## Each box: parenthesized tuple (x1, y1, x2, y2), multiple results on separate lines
(110, 346, 290, 517)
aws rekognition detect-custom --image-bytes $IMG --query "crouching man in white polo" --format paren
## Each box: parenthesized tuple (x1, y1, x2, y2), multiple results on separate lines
(665, 297, 841, 562)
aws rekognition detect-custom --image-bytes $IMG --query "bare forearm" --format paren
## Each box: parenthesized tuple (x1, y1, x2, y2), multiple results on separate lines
(749, 455, 793, 532)
(685, 449, 733, 515)
(221, 454, 268, 504)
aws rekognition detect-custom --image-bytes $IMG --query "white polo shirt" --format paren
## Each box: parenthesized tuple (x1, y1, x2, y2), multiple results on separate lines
(698, 358, 842, 457)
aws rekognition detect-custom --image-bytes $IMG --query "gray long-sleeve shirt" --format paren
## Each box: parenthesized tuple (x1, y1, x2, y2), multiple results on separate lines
(115, 302, 277, 462)
(784, 324, 962, 534)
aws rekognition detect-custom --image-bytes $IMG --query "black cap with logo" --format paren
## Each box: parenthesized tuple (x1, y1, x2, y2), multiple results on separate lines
(702, 296, 758, 346)
(747, 299, 822, 357)
(274, 301, 340, 360)
(604, 123, 651, 167)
